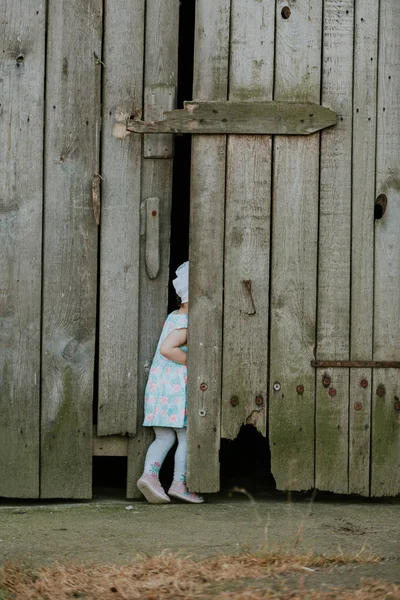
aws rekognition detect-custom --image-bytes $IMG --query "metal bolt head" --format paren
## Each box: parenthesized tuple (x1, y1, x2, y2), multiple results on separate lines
(376, 385, 385, 397)
(255, 395, 264, 406)
(200, 383, 208, 392)
(230, 396, 239, 407)
(281, 6, 291, 19)
(360, 379, 368, 389)
(199, 409, 206, 417)
(296, 385, 304, 395)
(354, 402, 362, 411)
(273, 382, 281, 392)
(323, 376, 331, 388)
(328, 388, 337, 397)
(151, 210, 157, 217)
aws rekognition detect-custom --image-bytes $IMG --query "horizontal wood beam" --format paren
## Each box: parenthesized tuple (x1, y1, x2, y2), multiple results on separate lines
(93, 427, 128, 456)
(126, 101, 337, 135)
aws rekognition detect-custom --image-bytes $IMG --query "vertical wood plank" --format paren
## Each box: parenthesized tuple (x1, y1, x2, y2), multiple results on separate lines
(221, 0, 274, 440)
(269, 0, 322, 491)
(97, 0, 145, 436)
(371, 0, 400, 497)
(0, 0, 45, 498)
(187, 0, 231, 493)
(349, 0, 379, 496)
(315, 0, 354, 495)
(127, 0, 179, 498)
(41, 0, 102, 498)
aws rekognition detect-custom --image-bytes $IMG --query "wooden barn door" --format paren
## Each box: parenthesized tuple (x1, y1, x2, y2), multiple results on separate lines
(186, 0, 400, 497)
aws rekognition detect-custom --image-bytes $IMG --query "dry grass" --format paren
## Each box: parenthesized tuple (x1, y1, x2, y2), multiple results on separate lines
(0, 551, 392, 600)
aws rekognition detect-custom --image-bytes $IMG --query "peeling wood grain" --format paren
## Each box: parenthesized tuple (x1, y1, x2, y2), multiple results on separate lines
(187, 0, 231, 494)
(0, 0, 45, 498)
(371, 0, 400, 497)
(41, 0, 102, 498)
(269, 0, 322, 492)
(97, 0, 145, 437)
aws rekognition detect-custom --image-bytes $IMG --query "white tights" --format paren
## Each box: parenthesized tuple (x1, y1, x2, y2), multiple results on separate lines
(144, 427, 187, 482)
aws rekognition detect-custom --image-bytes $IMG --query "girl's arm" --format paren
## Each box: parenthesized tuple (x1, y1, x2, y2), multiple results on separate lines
(160, 328, 187, 365)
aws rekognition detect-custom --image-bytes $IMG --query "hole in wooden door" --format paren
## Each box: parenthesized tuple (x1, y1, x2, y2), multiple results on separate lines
(92, 457, 127, 499)
(220, 425, 275, 495)
(374, 193, 387, 220)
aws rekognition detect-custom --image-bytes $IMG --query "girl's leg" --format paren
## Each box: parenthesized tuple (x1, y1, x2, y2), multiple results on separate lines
(144, 426, 176, 476)
(168, 428, 204, 503)
(137, 427, 176, 504)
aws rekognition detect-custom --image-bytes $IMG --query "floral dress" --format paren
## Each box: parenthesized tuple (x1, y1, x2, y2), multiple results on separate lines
(143, 311, 188, 428)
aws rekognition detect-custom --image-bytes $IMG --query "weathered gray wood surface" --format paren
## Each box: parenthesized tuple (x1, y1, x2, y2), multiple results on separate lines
(41, 0, 102, 498)
(221, 0, 273, 439)
(143, 85, 176, 158)
(269, 0, 322, 491)
(371, 0, 400, 497)
(187, 0, 231, 493)
(349, 0, 379, 496)
(0, 0, 45, 498)
(315, 0, 354, 495)
(127, 0, 179, 499)
(127, 101, 336, 135)
(97, 0, 145, 436)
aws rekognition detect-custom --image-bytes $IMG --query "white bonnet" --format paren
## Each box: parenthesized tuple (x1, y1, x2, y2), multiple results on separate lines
(172, 261, 189, 303)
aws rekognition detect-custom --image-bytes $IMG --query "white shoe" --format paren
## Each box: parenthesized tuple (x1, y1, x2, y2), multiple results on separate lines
(137, 474, 171, 504)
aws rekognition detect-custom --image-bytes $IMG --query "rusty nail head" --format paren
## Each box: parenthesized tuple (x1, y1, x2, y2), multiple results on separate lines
(354, 402, 362, 411)
(200, 383, 208, 392)
(360, 379, 368, 389)
(255, 395, 264, 406)
(328, 388, 337, 397)
(376, 385, 385, 397)
(296, 385, 304, 395)
(394, 402, 400, 412)
(151, 210, 157, 217)
(273, 382, 281, 392)
(323, 376, 331, 388)
(230, 396, 239, 407)
(281, 6, 291, 19)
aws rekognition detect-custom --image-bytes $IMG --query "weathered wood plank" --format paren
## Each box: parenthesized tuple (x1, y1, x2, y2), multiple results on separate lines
(187, 0, 231, 493)
(143, 85, 176, 158)
(221, 0, 274, 439)
(41, 0, 102, 498)
(315, 0, 354, 495)
(371, 0, 400, 497)
(93, 429, 128, 457)
(269, 0, 322, 491)
(127, 101, 336, 135)
(126, 0, 179, 499)
(97, 0, 145, 436)
(0, 0, 45, 498)
(349, 0, 379, 496)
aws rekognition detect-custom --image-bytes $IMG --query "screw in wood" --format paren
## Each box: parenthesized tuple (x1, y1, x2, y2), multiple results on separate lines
(360, 379, 368, 388)
(230, 396, 239, 407)
(328, 388, 337, 397)
(199, 409, 206, 417)
(376, 385, 385, 398)
(273, 382, 281, 392)
(296, 385, 304, 395)
(322, 376, 331, 388)
(255, 395, 264, 406)
(151, 210, 157, 217)
(354, 402, 362, 411)
(200, 383, 208, 392)
(281, 6, 291, 19)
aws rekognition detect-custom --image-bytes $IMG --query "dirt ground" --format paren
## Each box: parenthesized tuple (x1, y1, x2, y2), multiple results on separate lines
(0, 489, 399, 595)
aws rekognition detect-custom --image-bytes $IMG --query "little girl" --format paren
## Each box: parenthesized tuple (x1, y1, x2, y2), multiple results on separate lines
(137, 262, 204, 504)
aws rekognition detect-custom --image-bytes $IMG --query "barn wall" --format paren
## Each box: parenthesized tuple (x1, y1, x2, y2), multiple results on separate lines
(0, 0, 399, 499)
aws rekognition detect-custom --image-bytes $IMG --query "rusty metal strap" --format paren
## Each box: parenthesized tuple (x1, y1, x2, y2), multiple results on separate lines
(312, 360, 400, 369)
